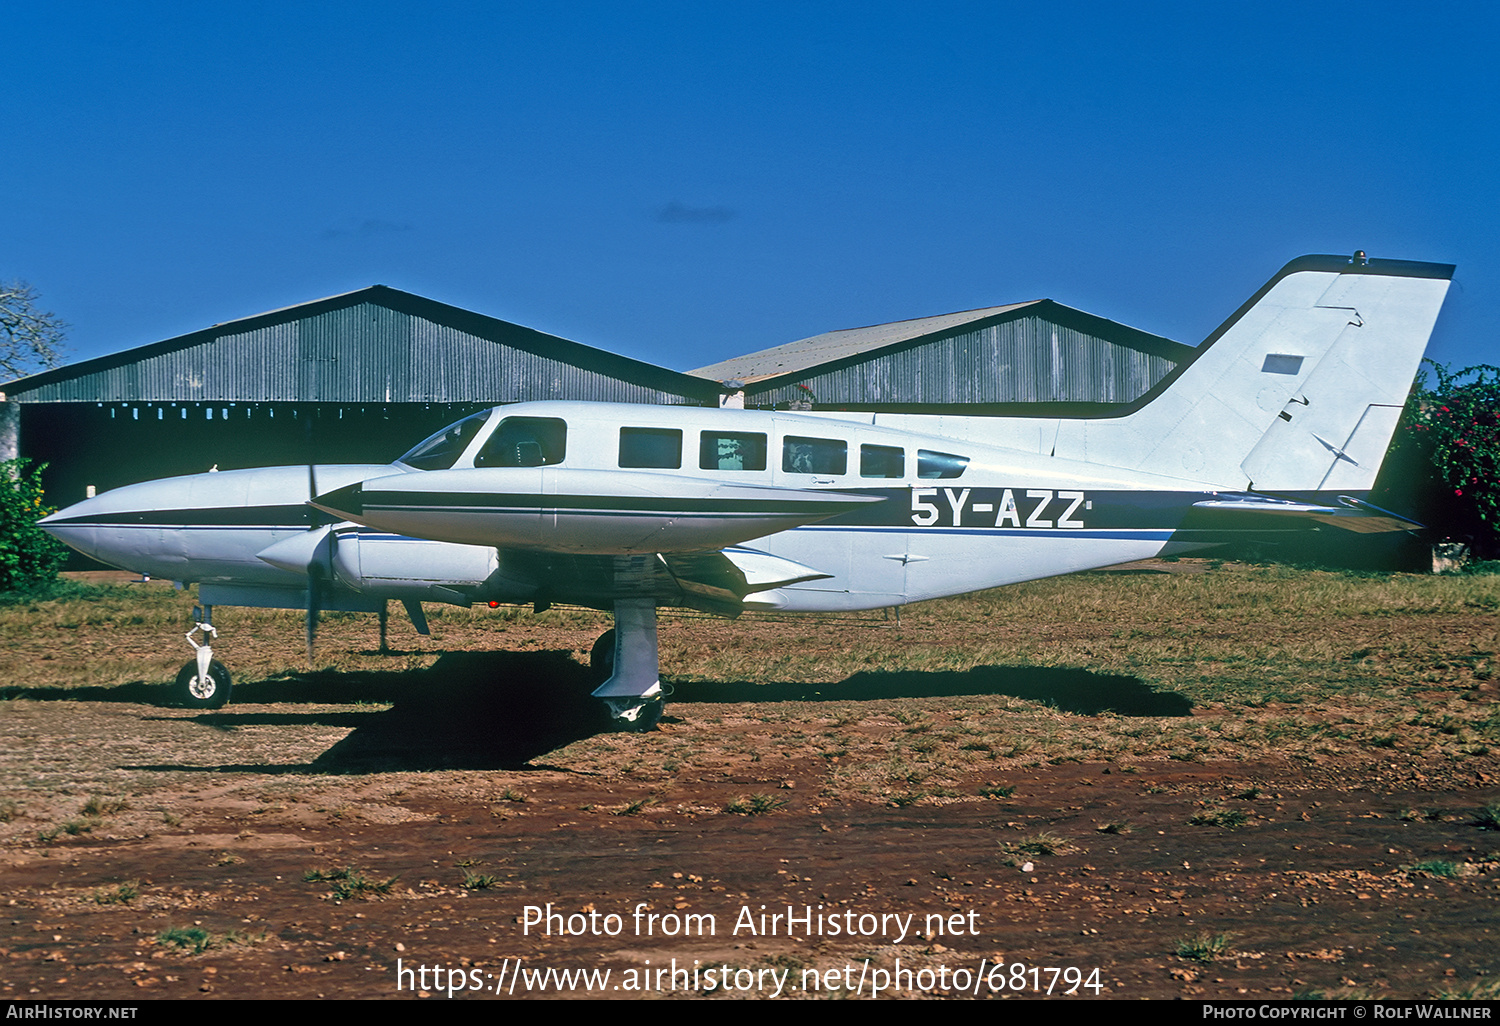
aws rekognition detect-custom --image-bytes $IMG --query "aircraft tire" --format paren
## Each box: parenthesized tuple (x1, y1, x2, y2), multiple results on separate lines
(174, 660, 233, 710)
(623, 698, 664, 733)
(589, 629, 616, 683)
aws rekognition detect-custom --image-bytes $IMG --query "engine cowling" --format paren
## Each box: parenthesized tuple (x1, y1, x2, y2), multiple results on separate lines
(329, 531, 499, 598)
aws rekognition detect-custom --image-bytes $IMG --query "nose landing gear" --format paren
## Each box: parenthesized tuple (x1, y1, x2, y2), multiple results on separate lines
(174, 606, 233, 709)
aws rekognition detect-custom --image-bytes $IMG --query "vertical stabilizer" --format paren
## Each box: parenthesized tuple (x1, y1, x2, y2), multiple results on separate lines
(1071, 255, 1453, 490)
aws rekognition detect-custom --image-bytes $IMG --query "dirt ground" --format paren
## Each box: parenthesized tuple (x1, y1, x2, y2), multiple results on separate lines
(1, 566, 1497, 1001)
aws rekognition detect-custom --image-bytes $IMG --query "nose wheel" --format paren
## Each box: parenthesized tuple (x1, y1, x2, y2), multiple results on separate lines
(174, 607, 233, 709)
(174, 658, 232, 709)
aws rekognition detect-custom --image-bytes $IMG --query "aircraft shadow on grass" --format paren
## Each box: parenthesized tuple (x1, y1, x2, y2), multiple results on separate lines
(672, 666, 1190, 717)
(74, 649, 1194, 772)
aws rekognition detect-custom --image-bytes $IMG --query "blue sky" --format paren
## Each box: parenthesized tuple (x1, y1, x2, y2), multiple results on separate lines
(4, 1, 1496, 378)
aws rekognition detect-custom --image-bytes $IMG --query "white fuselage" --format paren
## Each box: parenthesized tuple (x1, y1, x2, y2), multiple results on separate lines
(334, 401, 1210, 611)
(43, 401, 1222, 615)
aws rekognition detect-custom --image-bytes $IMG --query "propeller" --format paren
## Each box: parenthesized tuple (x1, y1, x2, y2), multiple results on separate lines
(256, 462, 336, 667)
(254, 523, 336, 664)
(306, 573, 320, 664)
(306, 463, 321, 664)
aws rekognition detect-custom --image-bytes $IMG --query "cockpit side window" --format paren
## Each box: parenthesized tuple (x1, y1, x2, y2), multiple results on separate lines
(917, 449, 969, 479)
(860, 444, 905, 479)
(619, 427, 682, 469)
(782, 436, 847, 475)
(700, 431, 767, 471)
(474, 417, 568, 468)
(397, 411, 492, 470)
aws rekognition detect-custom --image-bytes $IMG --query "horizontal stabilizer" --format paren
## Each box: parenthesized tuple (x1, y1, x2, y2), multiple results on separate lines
(1192, 494, 1423, 534)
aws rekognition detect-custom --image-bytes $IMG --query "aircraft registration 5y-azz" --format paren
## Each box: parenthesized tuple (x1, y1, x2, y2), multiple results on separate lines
(41, 253, 1454, 729)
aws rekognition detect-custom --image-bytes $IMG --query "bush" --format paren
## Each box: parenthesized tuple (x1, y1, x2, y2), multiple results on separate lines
(0, 459, 68, 591)
(1390, 363, 1500, 558)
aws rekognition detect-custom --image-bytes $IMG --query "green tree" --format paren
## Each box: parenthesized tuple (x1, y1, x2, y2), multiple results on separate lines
(1393, 362, 1500, 558)
(0, 459, 68, 590)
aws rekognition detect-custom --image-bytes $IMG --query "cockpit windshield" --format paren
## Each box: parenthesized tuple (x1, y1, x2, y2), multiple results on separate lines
(396, 410, 493, 470)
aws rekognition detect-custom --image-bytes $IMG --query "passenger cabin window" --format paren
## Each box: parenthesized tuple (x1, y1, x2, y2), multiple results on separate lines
(398, 411, 491, 470)
(782, 436, 847, 476)
(474, 417, 567, 468)
(860, 444, 904, 479)
(700, 431, 767, 472)
(619, 427, 682, 469)
(917, 449, 969, 479)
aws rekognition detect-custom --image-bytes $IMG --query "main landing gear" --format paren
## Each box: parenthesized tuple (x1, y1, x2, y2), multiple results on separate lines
(175, 605, 233, 709)
(589, 598, 665, 732)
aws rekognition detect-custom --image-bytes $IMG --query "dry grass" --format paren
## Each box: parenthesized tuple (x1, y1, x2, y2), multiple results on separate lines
(1, 564, 1498, 802)
(1176, 931, 1236, 962)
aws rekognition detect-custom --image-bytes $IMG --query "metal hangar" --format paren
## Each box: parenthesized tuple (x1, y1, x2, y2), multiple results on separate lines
(690, 300, 1194, 414)
(2, 285, 720, 505)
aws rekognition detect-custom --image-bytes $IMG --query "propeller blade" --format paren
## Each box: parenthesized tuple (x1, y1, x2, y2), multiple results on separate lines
(306, 572, 320, 665)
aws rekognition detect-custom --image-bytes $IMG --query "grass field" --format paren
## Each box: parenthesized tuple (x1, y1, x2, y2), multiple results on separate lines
(1, 560, 1497, 1000)
(2, 561, 1496, 793)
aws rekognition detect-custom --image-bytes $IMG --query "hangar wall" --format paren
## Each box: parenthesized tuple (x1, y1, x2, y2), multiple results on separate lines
(692, 300, 1194, 414)
(11, 287, 716, 407)
(747, 313, 1185, 410)
(4, 286, 720, 506)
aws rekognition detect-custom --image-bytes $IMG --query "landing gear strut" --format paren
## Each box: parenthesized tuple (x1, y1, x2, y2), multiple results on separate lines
(175, 605, 233, 709)
(590, 598, 664, 731)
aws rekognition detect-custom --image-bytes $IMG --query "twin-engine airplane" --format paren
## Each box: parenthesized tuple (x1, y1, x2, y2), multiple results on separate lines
(41, 254, 1454, 729)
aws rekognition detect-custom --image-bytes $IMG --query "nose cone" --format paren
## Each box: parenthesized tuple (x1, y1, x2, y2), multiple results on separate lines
(38, 482, 174, 569)
(309, 483, 364, 521)
(36, 464, 395, 576)
(38, 504, 77, 546)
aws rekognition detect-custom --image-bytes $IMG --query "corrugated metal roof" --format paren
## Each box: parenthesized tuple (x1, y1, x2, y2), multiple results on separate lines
(690, 302, 1041, 384)
(744, 316, 1183, 407)
(689, 298, 1195, 410)
(4, 286, 721, 406)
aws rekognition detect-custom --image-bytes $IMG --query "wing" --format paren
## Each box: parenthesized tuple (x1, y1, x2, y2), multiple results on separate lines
(493, 547, 833, 617)
(1190, 493, 1423, 534)
(310, 466, 883, 554)
(301, 468, 875, 617)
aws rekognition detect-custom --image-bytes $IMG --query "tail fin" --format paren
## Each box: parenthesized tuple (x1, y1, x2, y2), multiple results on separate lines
(1078, 254, 1454, 490)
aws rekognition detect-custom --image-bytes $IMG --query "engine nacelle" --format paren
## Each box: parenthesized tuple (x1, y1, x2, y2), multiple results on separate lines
(330, 532, 498, 601)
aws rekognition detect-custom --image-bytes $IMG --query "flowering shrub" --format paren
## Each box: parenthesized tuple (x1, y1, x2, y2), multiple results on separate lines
(0, 459, 68, 591)
(1397, 362, 1500, 555)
